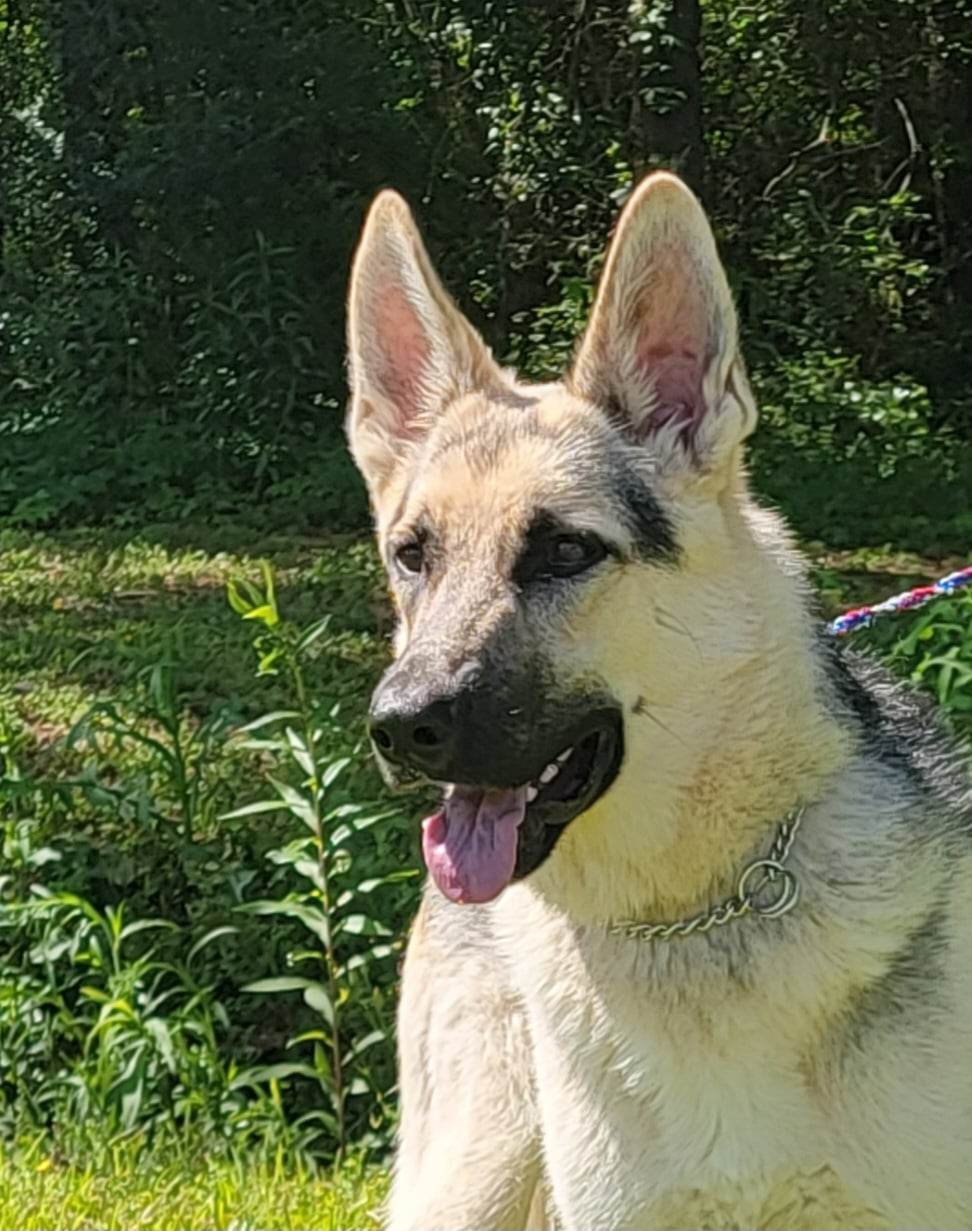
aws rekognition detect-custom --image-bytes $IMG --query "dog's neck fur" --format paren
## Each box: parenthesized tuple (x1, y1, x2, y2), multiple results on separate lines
(532, 476, 851, 926)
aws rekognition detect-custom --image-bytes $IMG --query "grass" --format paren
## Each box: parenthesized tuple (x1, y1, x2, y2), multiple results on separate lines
(0, 517, 400, 829)
(0, 1144, 386, 1230)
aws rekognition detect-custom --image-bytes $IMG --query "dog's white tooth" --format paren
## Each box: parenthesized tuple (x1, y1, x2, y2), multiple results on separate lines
(539, 763, 559, 784)
(526, 785, 539, 803)
(557, 747, 573, 763)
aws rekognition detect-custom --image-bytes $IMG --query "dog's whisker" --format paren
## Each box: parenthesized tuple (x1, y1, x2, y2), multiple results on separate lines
(654, 604, 704, 663)
(632, 698, 688, 747)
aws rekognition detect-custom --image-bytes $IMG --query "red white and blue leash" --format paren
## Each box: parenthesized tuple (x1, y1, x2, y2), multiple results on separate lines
(827, 564, 972, 637)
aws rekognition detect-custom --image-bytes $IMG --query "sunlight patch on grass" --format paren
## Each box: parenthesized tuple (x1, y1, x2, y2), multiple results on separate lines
(0, 1149, 386, 1231)
(0, 522, 388, 786)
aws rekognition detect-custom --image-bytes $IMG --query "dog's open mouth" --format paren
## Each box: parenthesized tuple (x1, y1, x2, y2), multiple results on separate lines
(421, 713, 623, 904)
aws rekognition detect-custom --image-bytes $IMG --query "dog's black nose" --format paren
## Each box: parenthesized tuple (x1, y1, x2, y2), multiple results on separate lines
(369, 697, 455, 775)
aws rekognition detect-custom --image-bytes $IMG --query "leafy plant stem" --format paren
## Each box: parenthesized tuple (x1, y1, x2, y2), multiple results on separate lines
(288, 642, 348, 1166)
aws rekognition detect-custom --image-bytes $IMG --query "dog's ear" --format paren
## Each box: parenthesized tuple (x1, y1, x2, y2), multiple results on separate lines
(346, 190, 504, 498)
(570, 172, 756, 476)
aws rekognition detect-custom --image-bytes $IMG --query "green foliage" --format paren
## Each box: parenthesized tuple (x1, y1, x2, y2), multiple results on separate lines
(860, 588, 972, 742)
(749, 353, 972, 552)
(0, 0, 405, 527)
(225, 564, 417, 1161)
(0, 529, 412, 1165)
(0, 882, 231, 1142)
(754, 354, 938, 472)
(2, 0, 971, 526)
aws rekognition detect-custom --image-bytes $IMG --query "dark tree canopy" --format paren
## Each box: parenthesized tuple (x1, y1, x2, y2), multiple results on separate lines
(1, 0, 970, 534)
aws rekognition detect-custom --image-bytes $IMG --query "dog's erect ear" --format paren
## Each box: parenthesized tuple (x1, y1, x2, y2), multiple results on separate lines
(570, 172, 756, 475)
(346, 190, 504, 498)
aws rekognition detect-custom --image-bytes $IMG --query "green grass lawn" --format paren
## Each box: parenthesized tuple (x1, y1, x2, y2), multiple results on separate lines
(0, 519, 390, 769)
(0, 1146, 386, 1230)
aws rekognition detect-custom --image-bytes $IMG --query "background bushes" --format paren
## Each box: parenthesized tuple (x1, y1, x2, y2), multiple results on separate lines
(1, 0, 970, 536)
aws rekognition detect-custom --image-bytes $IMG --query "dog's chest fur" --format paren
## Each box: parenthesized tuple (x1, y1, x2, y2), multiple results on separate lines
(491, 869, 968, 1231)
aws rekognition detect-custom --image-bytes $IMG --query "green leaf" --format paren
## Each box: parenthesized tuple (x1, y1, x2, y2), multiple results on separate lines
(242, 976, 317, 994)
(219, 799, 285, 822)
(354, 871, 419, 893)
(267, 841, 313, 867)
(145, 1017, 177, 1072)
(297, 616, 333, 653)
(288, 1029, 331, 1047)
(342, 1028, 386, 1066)
(302, 981, 334, 1025)
(313, 1042, 333, 1081)
(229, 1062, 322, 1090)
(327, 809, 395, 846)
(321, 757, 351, 789)
(236, 710, 300, 733)
(27, 846, 62, 868)
(236, 737, 289, 755)
(119, 918, 177, 942)
(270, 779, 320, 832)
(226, 579, 252, 616)
(260, 559, 279, 617)
(339, 943, 398, 976)
(294, 858, 326, 891)
(244, 604, 279, 627)
(337, 914, 392, 938)
(236, 899, 331, 945)
(286, 726, 316, 778)
(187, 925, 239, 963)
(257, 648, 283, 674)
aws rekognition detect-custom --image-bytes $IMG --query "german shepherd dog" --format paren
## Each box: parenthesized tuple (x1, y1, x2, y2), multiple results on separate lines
(344, 172, 972, 1230)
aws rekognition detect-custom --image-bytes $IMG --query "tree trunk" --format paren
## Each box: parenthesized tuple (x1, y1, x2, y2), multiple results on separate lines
(628, 0, 705, 196)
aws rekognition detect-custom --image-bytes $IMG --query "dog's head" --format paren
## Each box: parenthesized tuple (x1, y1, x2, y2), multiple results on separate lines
(345, 173, 759, 905)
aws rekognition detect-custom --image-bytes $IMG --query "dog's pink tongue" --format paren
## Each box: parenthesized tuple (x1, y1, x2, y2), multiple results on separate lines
(422, 786, 527, 904)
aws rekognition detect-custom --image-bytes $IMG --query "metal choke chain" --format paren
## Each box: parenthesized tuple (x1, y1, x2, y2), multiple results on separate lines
(608, 805, 804, 942)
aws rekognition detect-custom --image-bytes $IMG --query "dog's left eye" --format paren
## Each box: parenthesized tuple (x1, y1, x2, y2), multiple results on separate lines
(544, 534, 607, 578)
(395, 542, 424, 575)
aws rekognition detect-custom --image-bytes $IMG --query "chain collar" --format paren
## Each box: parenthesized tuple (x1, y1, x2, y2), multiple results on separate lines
(608, 804, 805, 942)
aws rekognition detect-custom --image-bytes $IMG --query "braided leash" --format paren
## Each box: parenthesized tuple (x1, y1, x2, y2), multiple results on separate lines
(611, 560, 972, 943)
(828, 564, 972, 637)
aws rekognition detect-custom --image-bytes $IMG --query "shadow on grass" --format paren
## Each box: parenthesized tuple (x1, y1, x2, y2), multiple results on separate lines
(0, 514, 372, 561)
(0, 526, 394, 795)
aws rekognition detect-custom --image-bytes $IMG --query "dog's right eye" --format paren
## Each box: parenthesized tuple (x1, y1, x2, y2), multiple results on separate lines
(545, 533, 607, 578)
(514, 520, 611, 587)
(395, 542, 424, 575)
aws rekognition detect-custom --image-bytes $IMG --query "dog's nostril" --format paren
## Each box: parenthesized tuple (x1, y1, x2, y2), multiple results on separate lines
(413, 724, 444, 748)
(370, 698, 454, 766)
(372, 726, 394, 752)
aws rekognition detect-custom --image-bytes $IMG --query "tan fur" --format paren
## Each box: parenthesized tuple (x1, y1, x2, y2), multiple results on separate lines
(346, 174, 972, 1230)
